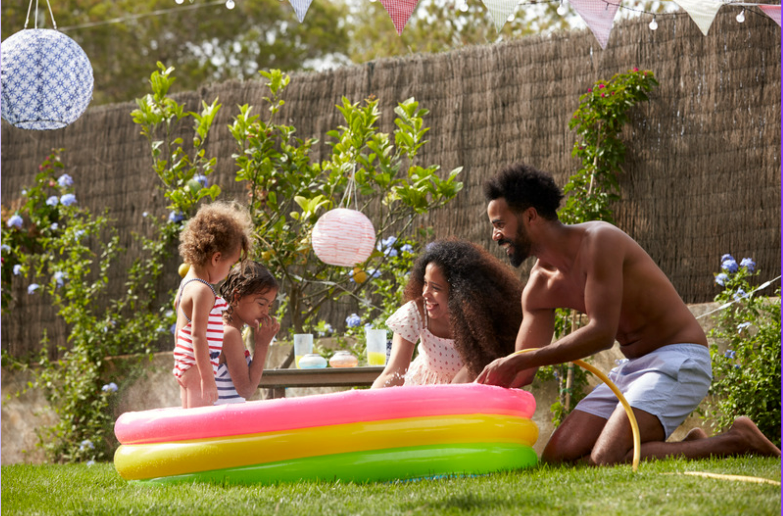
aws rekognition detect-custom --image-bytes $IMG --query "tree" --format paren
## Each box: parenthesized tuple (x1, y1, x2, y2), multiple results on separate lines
(1, 0, 351, 104)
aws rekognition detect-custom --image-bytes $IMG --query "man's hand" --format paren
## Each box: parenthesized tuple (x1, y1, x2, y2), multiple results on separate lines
(475, 353, 536, 388)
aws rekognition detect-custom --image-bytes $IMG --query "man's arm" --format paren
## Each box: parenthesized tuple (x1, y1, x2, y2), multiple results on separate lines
(529, 227, 625, 366)
(477, 227, 626, 387)
(475, 269, 555, 387)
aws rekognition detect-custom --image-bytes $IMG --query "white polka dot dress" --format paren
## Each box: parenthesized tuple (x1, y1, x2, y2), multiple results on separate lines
(385, 301, 463, 385)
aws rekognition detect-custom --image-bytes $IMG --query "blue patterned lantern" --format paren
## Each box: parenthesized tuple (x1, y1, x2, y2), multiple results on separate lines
(1, 29, 94, 130)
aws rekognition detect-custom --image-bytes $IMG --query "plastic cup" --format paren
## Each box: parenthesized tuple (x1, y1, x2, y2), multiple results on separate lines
(365, 328, 387, 366)
(293, 334, 313, 369)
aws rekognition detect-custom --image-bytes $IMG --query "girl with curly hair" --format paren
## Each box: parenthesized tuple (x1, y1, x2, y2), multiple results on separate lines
(372, 238, 523, 387)
(173, 202, 253, 408)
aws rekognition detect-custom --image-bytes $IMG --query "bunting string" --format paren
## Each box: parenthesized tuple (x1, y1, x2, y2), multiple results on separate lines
(49, 0, 781, 50)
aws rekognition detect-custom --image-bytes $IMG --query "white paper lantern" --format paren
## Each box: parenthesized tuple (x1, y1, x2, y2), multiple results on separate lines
(312, 208, 376, 267)
(1, 29, 94, 130)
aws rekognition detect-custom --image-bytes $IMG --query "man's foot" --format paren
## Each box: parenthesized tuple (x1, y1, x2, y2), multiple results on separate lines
(728, 417, 781, 457)
(682, 427, 708, 442)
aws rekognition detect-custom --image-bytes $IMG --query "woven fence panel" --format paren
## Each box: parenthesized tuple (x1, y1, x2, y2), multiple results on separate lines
(1, 11, 779, 357)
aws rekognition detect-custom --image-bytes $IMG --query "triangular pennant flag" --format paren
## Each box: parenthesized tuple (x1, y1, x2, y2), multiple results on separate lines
(759, 5, 781, 27)
(481, 0, 519, 33)
(569, 0, 620, 49)
(378, 0, 421, 35)
(288, 0, 314, 23)
(673, 0, 723, 36)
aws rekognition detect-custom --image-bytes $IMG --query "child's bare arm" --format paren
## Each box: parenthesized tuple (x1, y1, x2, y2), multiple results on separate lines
(371, 332, 415, 388)
(189, 284, 219, 404)
(247, 314, 279, 387)
(223, 315, 278, 399)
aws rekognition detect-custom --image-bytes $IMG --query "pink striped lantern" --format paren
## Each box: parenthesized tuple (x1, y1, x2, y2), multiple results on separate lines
(312, 208, 376, 267)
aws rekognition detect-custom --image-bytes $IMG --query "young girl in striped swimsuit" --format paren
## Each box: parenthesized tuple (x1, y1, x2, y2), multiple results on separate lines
(173, 202, 252, 408)
(215, 262, 280, 404)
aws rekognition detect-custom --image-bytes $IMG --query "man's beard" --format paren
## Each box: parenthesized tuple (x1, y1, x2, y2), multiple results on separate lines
(499, 231, 531, 268)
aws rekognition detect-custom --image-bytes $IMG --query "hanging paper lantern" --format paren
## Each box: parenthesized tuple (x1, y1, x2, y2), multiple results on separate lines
(312, 209, 376, 267)
(1, 29, 94, 130)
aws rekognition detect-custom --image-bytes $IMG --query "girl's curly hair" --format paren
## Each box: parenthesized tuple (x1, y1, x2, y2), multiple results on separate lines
(403, 238, 523, 376)
(219, 262, 279, 323)
(178, 202, 253, 267)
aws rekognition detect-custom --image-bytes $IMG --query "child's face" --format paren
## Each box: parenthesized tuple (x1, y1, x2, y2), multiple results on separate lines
(422, 262, 449, 322)
(210, 247, 242, 284)
(233, 288, 278, 325)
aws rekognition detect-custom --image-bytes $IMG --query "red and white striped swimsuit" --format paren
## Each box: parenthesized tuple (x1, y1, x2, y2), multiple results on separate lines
(172, 278, 227, 383)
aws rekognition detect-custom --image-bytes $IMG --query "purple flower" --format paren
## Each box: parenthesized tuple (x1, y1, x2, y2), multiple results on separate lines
(79, 440, 94, 451)
(45, 196, 59, 206)
(737, 322, 751, 333)
(142, 212, 149, 218)
(1, 244, 10, 252)
(57, 174, 74, 187)
(724, 350, 736, 359)
(721, 258, 739, 273)
(27, 283, 40, 294)
(50, 223, 58, 230)
(168, 211, 185, 224)
(101, 382, 118, 393)
(720, 254, 734, 263)
(7, 214, 23, 229)
(86, 460, 96, 466)
(346, 313, 361, 328)
(60, 194, 77, 206)
(54, 271, 65, 288)
(195, 174, 208, 188)
(401, 244, 413, 253)
(732, 289, 748, 301)
(715, 273, 729, 286)
(170, 323, 177, 335)
(378, 236, 398, 257)
(13, 265, 22, 276)
(740, 258, 755, 272)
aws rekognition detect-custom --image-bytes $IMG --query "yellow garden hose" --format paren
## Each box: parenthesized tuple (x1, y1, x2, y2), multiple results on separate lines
(511, 349, 641, 472)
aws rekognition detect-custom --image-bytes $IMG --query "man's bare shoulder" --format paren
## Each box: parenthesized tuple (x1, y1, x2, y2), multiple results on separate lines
(522, 261, 560, 309)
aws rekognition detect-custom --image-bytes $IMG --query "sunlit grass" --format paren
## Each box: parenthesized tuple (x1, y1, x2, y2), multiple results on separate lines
(2, 456, 779, 515)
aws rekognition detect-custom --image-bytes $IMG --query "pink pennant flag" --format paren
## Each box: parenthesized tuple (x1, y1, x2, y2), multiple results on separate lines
(758, 5, 781, 27)
(481, 0, 519, 32)
(378, 0, 421, 35)
(289, 0, 314, 23)
(569, 0, 620, 49)
(673, 0, 723, 36)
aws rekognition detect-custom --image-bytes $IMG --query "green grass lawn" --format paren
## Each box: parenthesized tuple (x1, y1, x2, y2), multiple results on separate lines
(2, 457, 780, 516)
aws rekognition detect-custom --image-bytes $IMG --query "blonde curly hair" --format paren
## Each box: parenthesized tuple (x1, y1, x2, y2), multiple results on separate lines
(178, 202, 253, 267)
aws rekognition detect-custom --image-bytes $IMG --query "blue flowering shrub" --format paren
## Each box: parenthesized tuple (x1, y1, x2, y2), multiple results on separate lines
(704, 254, 780, 446)
(1, 150, 172, 463)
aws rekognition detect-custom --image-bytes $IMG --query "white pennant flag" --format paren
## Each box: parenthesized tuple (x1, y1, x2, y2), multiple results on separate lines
(289, 0, 314, 23)
(759, 5, 781, 27)
(673, 0, 723, 36)
(569, 0, 620, 49)
(481, 0, 519, 32)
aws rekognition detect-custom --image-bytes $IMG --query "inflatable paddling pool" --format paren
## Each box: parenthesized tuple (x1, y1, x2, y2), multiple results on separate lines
(113, 383, 538, 484)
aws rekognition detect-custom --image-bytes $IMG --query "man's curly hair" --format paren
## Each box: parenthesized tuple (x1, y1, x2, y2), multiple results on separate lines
(219, 261, 279, 323)
(483, 162, 564, 220)
(402, 238, 524, 376)
(178, 202, 253, 267)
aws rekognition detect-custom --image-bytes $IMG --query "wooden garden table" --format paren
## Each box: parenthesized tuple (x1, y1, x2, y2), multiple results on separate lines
(258, 366, 384, 399)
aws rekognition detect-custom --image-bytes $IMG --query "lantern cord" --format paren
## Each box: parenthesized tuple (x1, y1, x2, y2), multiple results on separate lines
(24, 0, 57, 30)
(339, 163, 360, 211)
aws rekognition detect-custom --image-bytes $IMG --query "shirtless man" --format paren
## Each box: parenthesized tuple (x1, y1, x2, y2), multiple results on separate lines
(475, 163, 780, 465)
